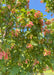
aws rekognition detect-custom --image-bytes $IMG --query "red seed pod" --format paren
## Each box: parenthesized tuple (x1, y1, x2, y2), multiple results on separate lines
(40, 0, 43, 3)
(4, 53, 8, 60)
(0, 52, 3, 60)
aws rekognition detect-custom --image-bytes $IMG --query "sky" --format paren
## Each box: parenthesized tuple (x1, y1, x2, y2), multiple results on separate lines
(29, 0, 54, 19)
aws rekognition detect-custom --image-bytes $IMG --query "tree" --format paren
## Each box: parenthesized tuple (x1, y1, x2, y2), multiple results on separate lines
(0, 0, 54, 75)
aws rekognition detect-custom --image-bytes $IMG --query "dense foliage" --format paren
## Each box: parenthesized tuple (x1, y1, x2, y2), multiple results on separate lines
(40, 0, 54, 13)
(0, 0, 54, 75)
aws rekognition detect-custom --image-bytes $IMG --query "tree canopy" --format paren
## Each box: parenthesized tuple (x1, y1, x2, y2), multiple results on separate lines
(0, 0, 54, 75)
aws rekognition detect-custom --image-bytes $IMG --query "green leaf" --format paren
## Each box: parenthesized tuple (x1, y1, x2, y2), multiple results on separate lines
(21, 8, 25, 12)
(30, 40, 38, 46)
(25, 31, 31, 36)
(51, 22, 54, 29)
(0, 72, 2, 75)
(9, 66, 19, 75)
(2, 67, 6, 73)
